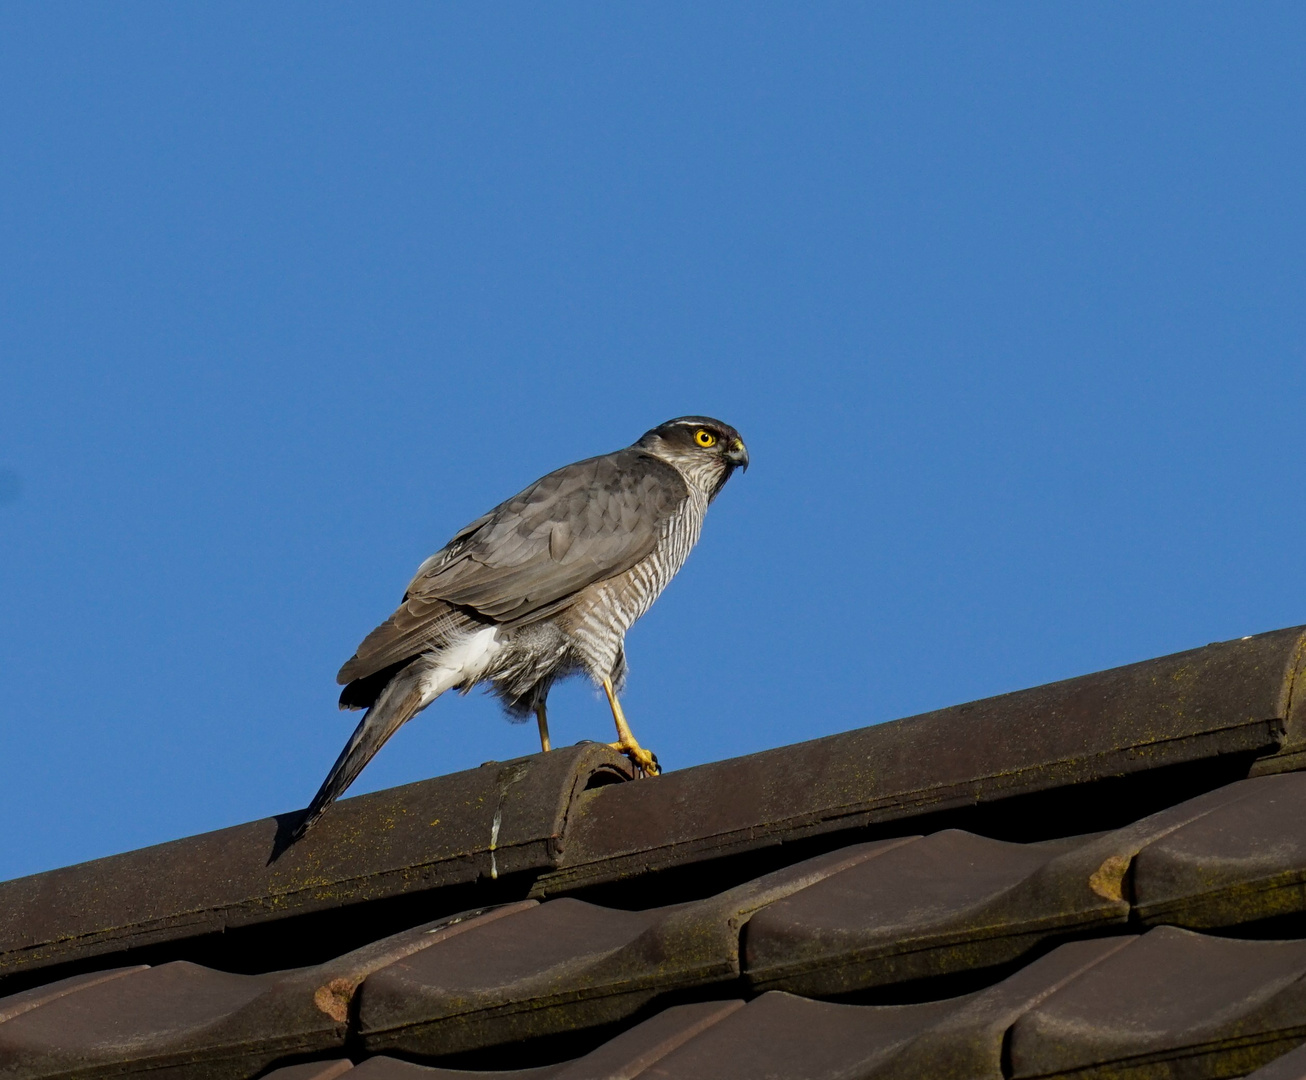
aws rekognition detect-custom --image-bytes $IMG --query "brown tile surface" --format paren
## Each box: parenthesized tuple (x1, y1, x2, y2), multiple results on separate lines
(1247, 1040, 1306, 1080)
(744, 830, 1124, 994)
(344, 939, 1121, 1080)
(347, 928, 1306, 1080)
(741, 766, 1306, 996)
(1009, 926, 1306, 1079)
(0, 966, 148, 1025)
(643, 991, 960, 1080)
(1133, 772, 1306, 929)
(13, 773, 1306, 1079)
(0, 905, 533, 1080)
(0, 961, 305, 1080)
(643, 938, 1129, 1080)
(259, 1063, 355, 1080)
(349, 1001, 747, 1080)
(348, 1058, 561, 1079)
(358, 843, 891, 1056)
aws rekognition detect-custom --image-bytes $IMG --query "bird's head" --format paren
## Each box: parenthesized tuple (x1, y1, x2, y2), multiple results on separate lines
(636, 416, 748, 499)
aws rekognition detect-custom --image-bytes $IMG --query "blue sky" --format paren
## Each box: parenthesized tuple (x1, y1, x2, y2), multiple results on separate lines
(2, 5, 1304, 879)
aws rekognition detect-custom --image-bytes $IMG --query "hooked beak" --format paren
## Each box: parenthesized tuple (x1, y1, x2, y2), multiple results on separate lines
(726, 437, 749, 471)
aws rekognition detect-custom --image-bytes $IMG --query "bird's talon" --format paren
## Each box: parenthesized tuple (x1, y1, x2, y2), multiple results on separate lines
(610, 742, 661, 777)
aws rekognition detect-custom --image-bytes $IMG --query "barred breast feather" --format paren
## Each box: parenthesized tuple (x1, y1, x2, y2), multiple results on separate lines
(560, 483, 709, 683)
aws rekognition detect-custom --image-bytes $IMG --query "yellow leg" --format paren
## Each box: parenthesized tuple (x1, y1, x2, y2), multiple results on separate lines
(535, 701, 551, 753)
(602, 677, 660, 776)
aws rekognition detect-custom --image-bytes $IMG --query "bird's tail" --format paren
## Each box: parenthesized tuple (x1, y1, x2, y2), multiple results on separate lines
(293, 658, 437, 840)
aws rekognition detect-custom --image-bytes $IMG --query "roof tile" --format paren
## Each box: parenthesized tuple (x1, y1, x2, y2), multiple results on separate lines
(258, 1063, 355, 1080)
(744, 830, 1125, 995)
(0, 966, 147, 1025)
(0, 905, 534, 1080)
(347, 1001, 748, 1080)
(1134, 772, 1306, 929)
(0, 961, 309, 1080)
(1246, 1039, 1306, 1080)
(637, 938, 1125, 1080)
(342, 927, 1306, 1079)
(1009, 926, 1306, 1078)
(357, 844, 891, 1056)
(742, 767, 1306, 997)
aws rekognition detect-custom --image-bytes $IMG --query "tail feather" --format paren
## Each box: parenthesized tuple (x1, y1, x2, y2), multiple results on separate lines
(294, 658, 437, 840)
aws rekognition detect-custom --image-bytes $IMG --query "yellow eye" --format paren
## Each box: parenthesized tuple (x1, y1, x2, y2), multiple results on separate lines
(694, 429, 717, 448)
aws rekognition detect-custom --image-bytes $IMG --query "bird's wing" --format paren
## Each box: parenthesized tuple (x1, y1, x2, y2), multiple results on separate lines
(413, 449, 688, 619)
(337, 449, 687, 685)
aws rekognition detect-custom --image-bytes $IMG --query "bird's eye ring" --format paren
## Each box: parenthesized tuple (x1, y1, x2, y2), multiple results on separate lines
(694, 429, 717, 447)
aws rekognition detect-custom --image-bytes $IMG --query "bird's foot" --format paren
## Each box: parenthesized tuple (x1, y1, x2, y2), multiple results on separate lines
(601, 676, 660, 776)
(610, 740, 660, 777)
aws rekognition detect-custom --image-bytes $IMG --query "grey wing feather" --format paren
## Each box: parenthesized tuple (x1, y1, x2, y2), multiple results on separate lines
(336, 598, 481, 689)
(337, 449, 687, 686)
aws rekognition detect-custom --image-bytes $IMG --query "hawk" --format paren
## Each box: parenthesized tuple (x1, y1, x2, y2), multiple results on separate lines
(297, 416, 748, 835)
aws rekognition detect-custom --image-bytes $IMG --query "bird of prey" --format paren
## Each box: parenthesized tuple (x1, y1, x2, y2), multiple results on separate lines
(296, 416, 748, 836)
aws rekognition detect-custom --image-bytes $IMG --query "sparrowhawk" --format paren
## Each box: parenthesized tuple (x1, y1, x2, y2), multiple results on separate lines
(297, 416, 748, 835)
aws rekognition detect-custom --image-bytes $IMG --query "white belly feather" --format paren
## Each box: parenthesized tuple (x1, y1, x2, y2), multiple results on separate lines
(416, 626, 503, 707)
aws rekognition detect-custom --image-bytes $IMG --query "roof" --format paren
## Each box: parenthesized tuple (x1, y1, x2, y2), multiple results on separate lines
(3, 625, 1306, 1079)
